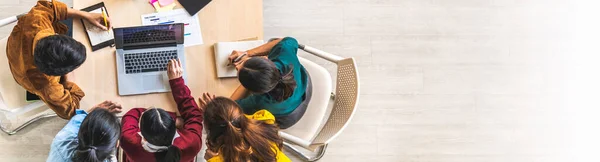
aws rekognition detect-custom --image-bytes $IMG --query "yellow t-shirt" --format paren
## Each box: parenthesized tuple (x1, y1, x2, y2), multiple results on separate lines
(207, 110, 291, 162)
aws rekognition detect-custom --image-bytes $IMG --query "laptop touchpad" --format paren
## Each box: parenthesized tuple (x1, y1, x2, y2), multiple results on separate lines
(142, 75, 163, 91)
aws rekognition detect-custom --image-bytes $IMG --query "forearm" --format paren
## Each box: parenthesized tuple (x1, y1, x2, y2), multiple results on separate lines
(246, 38, 283, 57)
(66, 8, 88, 19)
(62, 81, 86, 102)
(168, 79, 203, 135)
(169, 77, 202, 114)
(42, 83, 85, 119)
(230, 85, 249, 100)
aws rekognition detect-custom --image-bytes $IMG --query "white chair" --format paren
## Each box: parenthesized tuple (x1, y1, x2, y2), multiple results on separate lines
(0, 14, 23, 27)
(279, 44, 360, 161)
(0, 14, 57, 135)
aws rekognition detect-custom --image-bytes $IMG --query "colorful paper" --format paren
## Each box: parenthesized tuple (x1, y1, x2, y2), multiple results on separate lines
(141, 9, 203, 47)
(152, 2, 176, 12)
(158, 0, 175, 6)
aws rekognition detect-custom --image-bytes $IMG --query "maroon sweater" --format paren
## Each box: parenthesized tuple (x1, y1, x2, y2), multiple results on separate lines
(120, 77, 203, 162)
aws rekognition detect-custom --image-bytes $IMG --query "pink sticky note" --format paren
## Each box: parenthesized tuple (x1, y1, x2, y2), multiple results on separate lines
(149, 0, 158, 4)
(158, 0, 175, 6)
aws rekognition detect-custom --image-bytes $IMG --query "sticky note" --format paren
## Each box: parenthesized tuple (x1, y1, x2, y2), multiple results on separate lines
(158, 0, 175, 6)
(152, 1, 176, 12)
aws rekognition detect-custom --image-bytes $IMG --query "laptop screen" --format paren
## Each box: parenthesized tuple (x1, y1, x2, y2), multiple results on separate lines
(113, 23, 184, 49)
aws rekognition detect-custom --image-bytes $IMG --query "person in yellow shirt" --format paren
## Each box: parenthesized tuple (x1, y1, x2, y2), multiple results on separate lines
(200, 96, 291, 162)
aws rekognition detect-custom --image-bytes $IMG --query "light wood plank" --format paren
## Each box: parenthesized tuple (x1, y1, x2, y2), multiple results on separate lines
(0, 0, 575, 161)
(70, 0, 263, 113)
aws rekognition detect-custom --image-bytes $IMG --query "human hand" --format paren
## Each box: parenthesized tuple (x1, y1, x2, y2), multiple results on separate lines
(167, 59, 184, 80)
(234, 56, 267, 71)
(83, 12, 111, 30)
(175, 116, 184, 129)
(228, 50, 248, 66)
(198, 92, 216, 111)
(92, 100, 122, 114)
(233, 56, 251, 71)
(60, 72, 74, 84)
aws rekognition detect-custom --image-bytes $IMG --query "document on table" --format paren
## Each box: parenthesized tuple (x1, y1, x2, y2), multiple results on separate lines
(141, 9, 203, 47)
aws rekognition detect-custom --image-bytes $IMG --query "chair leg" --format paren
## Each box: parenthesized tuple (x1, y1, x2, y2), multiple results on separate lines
(283, 141, 328, 162)
(0, 113, 57, 135)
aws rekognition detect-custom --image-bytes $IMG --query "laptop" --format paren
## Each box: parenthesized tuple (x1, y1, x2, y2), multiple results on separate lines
(113, 23, 187, 96)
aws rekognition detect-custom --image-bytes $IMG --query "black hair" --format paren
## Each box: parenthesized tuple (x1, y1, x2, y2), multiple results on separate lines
(140, 108, 181, 162)
(238, 57, 296, 102)
(33, 34, 86, 76)
(72, 108, 121, 162)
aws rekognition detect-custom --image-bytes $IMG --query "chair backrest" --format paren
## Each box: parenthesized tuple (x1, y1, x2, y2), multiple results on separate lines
(0, 37, 9, 111)
(309, 58, 360, 147)
(0, 37, 22, 111)
(0, 36, 47, 127)
(0, 14, 23, 112)
(278, 56, 333, 149)
(0, 37, 34, 112)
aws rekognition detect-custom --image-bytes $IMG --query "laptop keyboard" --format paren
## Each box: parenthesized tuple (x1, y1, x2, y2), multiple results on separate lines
(122, 26, 176, 45)
(124, 50, 178, 74)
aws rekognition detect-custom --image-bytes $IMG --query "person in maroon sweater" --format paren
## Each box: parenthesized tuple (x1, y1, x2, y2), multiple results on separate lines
(120, 59, 211, 162)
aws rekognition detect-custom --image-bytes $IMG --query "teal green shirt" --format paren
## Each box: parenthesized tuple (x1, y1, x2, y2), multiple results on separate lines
(236, 37, 308, 116)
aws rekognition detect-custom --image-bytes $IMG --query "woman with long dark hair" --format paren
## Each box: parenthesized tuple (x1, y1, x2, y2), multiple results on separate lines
(47, 101, 122, 162)
(229, 37, 310, 129)
(120, 59, 204, 162)
(202, 97, 290, 162)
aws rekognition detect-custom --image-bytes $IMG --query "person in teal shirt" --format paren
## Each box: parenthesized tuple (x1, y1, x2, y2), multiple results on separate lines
(229, 37, 310, 129)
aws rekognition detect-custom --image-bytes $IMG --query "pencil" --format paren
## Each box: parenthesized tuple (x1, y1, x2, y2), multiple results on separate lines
(101, 8, 108, 31)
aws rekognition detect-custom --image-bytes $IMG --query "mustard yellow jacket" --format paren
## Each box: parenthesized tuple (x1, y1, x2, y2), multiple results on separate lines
(6, 0, 84, 119)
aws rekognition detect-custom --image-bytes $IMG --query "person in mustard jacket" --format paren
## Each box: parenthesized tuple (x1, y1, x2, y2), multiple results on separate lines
(201, 96, 291, 162)
(6, 0, 111, 119)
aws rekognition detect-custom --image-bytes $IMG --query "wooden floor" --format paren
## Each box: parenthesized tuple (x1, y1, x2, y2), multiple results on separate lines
(0, 0, 577, 161)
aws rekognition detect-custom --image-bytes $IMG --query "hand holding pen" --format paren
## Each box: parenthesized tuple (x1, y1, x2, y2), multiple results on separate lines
(101, 8, 109, 33)
(228, 50, 248, 66)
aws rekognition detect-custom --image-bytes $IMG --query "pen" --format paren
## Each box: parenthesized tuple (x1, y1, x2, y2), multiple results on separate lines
(229, 53, 247, 66)
(101, 8, 108, 32)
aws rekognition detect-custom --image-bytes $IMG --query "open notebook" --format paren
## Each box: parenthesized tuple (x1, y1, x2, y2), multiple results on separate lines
(213, 40, 264, 78)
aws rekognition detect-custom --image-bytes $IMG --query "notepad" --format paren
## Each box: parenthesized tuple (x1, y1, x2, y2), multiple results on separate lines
(214, 40, 265, 78)
(80, 2, 114, 51)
